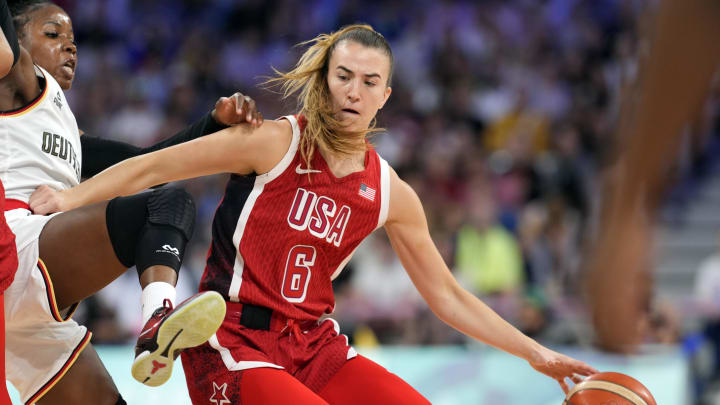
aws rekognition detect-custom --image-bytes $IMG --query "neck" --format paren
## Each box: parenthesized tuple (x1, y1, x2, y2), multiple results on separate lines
(318, 146, 366, 178)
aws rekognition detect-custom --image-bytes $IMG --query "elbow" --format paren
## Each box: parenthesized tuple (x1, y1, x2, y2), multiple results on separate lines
(423, 278, 461, 320)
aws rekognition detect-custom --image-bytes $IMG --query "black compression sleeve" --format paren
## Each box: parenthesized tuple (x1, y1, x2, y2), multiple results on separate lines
(80, 110, 229, 178)
(80, 136, 142, 178)
(1, 0, 20, 66)
(141, 109, 228, 154)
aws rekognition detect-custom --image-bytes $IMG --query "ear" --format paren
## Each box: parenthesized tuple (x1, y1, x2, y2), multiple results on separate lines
(379, 86, 392, 109)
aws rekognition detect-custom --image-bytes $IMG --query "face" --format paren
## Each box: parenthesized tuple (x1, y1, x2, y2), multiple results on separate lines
(326, 40, 392, 132)
(19, 5, 77, 90)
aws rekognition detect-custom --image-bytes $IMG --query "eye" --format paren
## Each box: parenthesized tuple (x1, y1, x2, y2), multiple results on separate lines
(365, 81, 376, 87)
(338, 75, 348, 81)
(45, 32, 59, 38)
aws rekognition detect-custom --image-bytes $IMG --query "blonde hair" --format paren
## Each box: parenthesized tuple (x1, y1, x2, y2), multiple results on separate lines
(266, 24, 393, 169)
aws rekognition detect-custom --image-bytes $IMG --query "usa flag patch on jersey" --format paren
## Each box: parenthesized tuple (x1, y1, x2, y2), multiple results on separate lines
(358, 183, 375, 201)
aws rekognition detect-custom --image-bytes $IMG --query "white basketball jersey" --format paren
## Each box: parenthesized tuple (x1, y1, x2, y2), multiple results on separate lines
(0, 65, 81, 203)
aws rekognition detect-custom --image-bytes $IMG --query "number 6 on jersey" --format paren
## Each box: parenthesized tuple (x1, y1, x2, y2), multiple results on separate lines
(282, 245, 316, 303)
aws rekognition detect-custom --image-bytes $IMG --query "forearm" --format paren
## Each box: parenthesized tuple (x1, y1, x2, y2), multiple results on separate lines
(66, 154, 161, 209)
(141, 110, 228, 154)
(432, 283, 541, 361)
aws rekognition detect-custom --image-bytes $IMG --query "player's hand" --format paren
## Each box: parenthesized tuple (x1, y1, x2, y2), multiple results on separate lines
(528, 346, 598, 394)
(212, 92, 264, 128)
(29, 185, 69, 215)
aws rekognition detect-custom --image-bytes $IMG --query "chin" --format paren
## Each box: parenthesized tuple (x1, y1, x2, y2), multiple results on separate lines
(59, 79, 73, 90)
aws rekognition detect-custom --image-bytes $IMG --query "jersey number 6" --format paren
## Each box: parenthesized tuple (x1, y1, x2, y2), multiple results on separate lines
(281, 245, 316, 303)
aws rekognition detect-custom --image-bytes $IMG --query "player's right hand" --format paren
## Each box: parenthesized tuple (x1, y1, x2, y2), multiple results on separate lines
(212, 92, 264, 128)
(29, 185, 68, 215)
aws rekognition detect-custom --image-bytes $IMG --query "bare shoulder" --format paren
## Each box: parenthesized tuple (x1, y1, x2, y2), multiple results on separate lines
(227, 117, 293, 175)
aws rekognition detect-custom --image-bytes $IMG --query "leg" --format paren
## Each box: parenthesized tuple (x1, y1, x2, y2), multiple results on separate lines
(36, 344, 121, 405)
(39, 187, 195, 309)
(241, 368, 329, 404)
(37, 201, 127, 309)
(182, 344, 328, 405)
(319, 355, 430, 405)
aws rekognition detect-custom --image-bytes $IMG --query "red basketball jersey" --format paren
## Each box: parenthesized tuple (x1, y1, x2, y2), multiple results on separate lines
(0, 180, 18, 293)
(200, 115, 391, 321)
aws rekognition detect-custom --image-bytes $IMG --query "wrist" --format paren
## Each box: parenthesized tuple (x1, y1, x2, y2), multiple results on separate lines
(60, 189, 81, 211)
(207, 109, 230, 131)
(523, 340, 545, 364)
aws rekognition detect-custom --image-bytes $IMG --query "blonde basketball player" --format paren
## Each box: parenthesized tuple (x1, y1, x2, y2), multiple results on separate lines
(31, 24, 598, 404)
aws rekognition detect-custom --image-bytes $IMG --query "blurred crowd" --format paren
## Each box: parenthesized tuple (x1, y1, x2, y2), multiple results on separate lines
(50, 0, 720, 369)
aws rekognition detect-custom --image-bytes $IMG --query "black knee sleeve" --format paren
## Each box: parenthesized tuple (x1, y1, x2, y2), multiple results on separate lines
(116, 394, 127, 405)
(105, 188, 196, 276)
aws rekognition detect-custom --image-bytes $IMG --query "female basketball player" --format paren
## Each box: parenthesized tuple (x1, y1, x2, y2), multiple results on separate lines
(31, 24, 598, 404)
(1, 0, 259, 403)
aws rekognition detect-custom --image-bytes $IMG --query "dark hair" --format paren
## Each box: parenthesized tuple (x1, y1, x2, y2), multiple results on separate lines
(8, 0, 54, 35)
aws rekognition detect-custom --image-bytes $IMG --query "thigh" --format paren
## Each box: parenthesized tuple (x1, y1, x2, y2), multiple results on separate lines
(38, 201, 127, 309)
(319, 355, 430, 405)
(182, 344, 328, 405)
(36, 343, 120, 405)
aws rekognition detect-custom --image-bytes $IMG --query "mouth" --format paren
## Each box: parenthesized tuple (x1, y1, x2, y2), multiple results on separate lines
(341, 108, 360, 115)
(61, 59, 76, 77)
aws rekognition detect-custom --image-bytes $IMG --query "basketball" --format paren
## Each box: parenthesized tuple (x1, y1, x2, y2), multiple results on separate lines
(564, 372, 657, 405)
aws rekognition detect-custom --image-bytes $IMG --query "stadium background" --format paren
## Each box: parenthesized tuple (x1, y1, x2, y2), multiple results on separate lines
(9, 0, 720, 403)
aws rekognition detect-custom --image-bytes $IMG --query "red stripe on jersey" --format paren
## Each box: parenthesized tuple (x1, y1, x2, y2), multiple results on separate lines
(0, 182, 18, 293)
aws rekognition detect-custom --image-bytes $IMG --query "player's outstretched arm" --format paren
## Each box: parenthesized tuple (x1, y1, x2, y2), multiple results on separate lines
(80, 92, 264, 178)
(383, 169, 597, 393)
(29, 118, 292, 214)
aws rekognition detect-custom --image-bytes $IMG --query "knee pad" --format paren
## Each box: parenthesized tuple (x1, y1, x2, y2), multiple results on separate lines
(105, 188, 196, 272)
(146, 187, 196, 241)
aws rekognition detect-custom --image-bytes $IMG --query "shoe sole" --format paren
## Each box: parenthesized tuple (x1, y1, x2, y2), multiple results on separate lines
(131, 291, 226, 387)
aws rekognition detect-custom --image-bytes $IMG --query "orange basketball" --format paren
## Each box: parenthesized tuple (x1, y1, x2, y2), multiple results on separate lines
(564, 372, 657, 405)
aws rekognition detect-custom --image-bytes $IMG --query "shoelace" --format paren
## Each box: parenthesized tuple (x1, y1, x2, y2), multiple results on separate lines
(152, 298, 174, 318)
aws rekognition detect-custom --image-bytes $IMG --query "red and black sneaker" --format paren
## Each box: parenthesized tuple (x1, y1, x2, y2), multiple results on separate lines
(131, 291, 226, 387)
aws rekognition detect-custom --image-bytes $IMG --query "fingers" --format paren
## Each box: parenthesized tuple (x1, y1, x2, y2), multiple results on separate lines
(215, 92, 263, 127)
(574, 362, 599, 376)
(570, 374, 584, 384)
(557, 378, 569, 395)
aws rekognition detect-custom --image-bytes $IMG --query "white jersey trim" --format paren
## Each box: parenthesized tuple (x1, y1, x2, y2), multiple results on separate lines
(323, 318, 357, 360)
(376, 155, 391, 229)
(227, 115, 301, 301)
(330, 246, 358, 281)
(208, 334, 284, 371)
(254, 115, 301, 185)
(228, 182, 264, 302)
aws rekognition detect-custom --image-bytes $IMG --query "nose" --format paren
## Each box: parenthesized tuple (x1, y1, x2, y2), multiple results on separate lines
(346, 79, 360, 102)
(64, 39, 76, 56)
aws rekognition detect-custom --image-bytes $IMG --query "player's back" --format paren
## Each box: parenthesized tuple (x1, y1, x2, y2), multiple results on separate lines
(201, 115, 390, 322)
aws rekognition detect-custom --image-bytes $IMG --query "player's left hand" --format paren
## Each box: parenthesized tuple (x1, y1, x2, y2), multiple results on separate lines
(29, 185, 68, 215)
(528, 346, 598, 394)
(212, 92, 264, 128)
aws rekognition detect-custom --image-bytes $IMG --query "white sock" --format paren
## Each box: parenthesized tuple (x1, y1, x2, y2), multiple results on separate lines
(141, 281, 177, 325)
